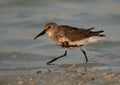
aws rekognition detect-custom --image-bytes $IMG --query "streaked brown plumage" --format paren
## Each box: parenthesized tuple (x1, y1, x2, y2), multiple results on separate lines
(34, 22, 105, 65)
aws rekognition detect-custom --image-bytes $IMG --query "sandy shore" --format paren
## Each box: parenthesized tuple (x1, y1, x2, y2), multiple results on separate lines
(0, 52, 120, 85)
(0, 68, 120, 85)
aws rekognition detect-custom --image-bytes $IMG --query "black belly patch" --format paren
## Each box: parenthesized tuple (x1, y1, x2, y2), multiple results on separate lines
(61, 41, 83, 48)
(61, 41, 69, 47)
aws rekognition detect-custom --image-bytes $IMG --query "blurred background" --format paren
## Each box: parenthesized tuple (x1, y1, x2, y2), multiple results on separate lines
(0, 0, 120, 75)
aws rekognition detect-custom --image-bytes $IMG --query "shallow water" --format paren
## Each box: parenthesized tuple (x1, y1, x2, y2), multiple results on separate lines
(0, 0, 120, 76)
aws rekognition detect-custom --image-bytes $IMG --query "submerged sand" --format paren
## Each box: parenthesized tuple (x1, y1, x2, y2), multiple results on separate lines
(0, 68, 120, 85)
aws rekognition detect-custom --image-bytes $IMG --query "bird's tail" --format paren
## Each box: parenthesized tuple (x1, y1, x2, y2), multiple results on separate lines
(86, 27, 105, 37)
(86, 27, 95, 31)
(91, 30, 105, 37)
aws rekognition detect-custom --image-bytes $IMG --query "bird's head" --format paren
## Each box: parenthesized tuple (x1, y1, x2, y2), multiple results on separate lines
(34, 22, 58, 40)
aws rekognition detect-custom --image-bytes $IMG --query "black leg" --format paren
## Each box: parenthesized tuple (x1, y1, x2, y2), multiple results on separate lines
(80, 48, 88, 63)
(47, 50, 67, 65)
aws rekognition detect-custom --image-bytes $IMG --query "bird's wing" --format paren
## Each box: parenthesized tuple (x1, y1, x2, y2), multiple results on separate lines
(55, 25, 105, 47)
(57, 25, 90, 42)
(58, 25, 105, 42)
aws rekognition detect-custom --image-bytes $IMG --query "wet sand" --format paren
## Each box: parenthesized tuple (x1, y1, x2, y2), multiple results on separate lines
(0, 52, 120, 85)
(0, 68, 120, 85)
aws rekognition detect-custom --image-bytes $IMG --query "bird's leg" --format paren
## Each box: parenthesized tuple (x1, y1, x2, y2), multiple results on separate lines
(47, 50, 67, 65)
(80, 48, 88, 72)
(80, 48, 88, 63)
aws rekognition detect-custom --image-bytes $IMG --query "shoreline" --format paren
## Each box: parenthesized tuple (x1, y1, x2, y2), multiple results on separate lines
(0, 68, 120, 85)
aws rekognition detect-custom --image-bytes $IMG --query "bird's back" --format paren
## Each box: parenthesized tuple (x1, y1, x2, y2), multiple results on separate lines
(57, 25, 104, 42)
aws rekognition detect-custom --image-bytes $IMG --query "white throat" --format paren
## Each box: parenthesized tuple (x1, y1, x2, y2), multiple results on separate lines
(47, 31, 53, 37)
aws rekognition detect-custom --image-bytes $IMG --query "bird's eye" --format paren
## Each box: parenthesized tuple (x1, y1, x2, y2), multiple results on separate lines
(48, 26, 51, 29)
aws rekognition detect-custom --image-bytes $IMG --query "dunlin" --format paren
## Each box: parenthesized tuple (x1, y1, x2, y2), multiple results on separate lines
(34, 22, 105, 65)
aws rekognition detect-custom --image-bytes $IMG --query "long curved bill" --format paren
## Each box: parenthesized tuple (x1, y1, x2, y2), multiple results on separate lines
(34, 29, 47, 40)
